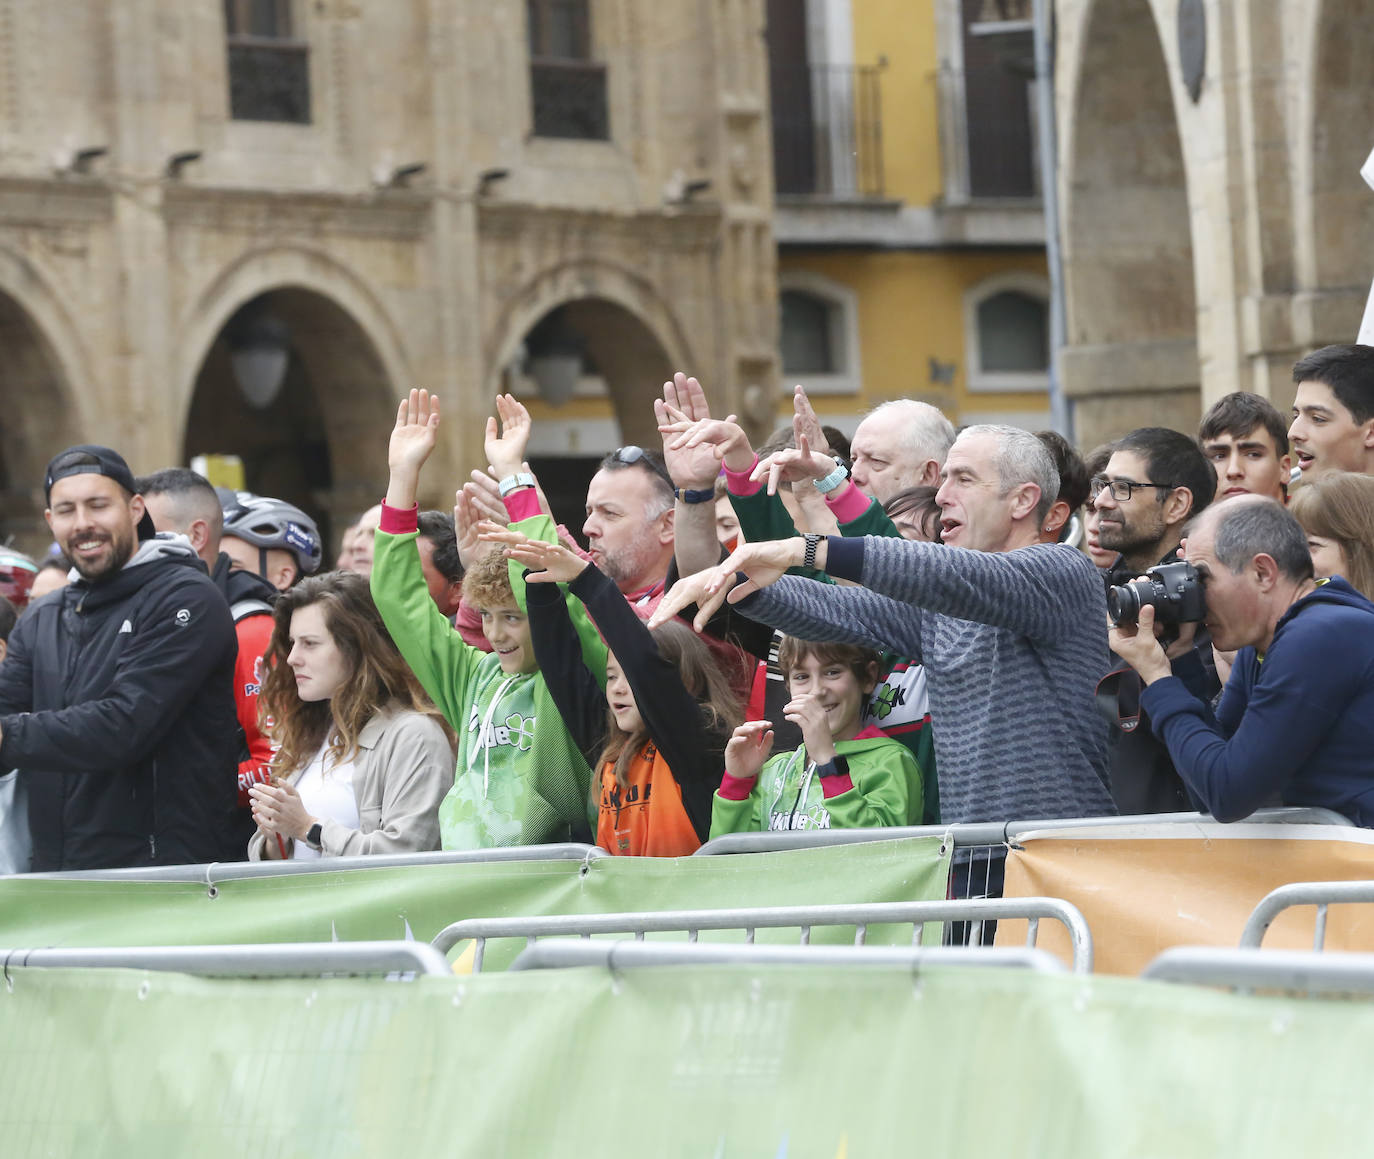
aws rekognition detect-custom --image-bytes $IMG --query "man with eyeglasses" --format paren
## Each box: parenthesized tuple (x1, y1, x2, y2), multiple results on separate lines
(583, 445, 678, 611)
(1094, 427, 1219, 814)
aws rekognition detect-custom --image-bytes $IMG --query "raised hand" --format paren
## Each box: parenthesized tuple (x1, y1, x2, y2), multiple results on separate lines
(663, 371, 712, 424)
(649, 537, 804, 632)
(386, 388, 441, 508)
(791, 385, 831, 457)
(659, 413, 756, 475)
(478, 523, 589, 584)
(750, 432, 835, 496)
(657, 400, 739, 490)
(484, 393, 533, 480)
(724, 720, 775, 780)
(453, 489, 488, 571)
(465, 472, 511, 524)
(784, 692, 836, 764)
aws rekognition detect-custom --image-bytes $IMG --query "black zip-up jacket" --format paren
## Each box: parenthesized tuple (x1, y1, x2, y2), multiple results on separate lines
(0, 537, 240, 870)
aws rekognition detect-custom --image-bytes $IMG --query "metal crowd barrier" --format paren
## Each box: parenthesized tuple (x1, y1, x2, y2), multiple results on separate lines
(432, 897, 1094, 974)
(1240, 881, 1374, 951)
(509, 939, 1065, 974)
(19, 843, 607, 885)
(691, 806, 1354, 859)
(0, 940, 451, 978)
(1142, 946, 1374, 996)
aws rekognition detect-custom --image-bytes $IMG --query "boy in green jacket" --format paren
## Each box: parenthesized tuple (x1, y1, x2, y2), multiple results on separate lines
(371, 389, 603, 849)
(711, 636, 923, 835)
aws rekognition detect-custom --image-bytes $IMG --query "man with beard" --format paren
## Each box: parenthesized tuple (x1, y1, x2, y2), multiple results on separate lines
(582, 446, 678, 612)
(0, 446, 239, 869)
(1092, 427, 1218, 814)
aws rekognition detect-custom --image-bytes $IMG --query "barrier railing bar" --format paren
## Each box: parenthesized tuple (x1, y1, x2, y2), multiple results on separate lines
(16, 843, 608, 884)
(1143, 946, 1374, 995)
(1239, 881, 1374, 949)
(431, 897, 1093, 973)
(509, 940, 1066, 974)
(0, 940, 451, 978)
(691, 806, 1353, 857)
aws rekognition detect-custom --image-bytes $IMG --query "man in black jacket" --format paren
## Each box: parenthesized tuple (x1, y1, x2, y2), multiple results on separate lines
(139, 467, 281, 856)
(1093, 428, 1218, 814)
(0, 446, 240, 870)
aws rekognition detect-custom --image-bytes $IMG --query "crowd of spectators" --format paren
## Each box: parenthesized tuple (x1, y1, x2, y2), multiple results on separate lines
(1, 342, 1374, 882)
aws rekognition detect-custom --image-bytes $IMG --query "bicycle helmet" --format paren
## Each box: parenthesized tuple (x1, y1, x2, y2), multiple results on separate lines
(0, 546, 38, 610)
(218, 490, 323, 577)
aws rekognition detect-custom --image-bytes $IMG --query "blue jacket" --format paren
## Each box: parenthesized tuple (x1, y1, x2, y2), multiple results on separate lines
(1140, 577, 1374, 825)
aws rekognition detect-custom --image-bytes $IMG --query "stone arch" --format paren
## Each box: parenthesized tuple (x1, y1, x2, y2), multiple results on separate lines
(1058, 0, 1199, 448)
(0, 247, 91, 552)
(1292, 0, 1374, 341)
(485, 258, 696, 448)
(178, 247, 411, 544)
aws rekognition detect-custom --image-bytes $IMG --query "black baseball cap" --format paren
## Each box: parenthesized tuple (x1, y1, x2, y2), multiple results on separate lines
(44, 445, 157, 540)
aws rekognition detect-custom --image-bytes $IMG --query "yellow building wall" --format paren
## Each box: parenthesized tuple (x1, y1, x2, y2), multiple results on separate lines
(779, 248, 1051, 421)
(851, 0, 942, 207)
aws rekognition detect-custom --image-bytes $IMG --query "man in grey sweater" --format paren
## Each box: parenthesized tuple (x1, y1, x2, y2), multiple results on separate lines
(654, 424, 1116, 828)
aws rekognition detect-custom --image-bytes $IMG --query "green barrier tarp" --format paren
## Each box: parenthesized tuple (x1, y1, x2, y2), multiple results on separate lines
(0, 959, 1365, 1157)
(0, 838, 950, 965)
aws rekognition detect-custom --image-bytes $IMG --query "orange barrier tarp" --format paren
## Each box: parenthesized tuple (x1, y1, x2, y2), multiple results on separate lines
(995, 822, 1374, 974)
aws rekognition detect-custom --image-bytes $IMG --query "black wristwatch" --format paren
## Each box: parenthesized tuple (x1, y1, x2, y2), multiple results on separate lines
(305, 822, 323, 850)
(802, 533, 823, 570)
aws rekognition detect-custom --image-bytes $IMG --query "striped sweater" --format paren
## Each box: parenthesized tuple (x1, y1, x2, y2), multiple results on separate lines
(739, 536, 1116, 825)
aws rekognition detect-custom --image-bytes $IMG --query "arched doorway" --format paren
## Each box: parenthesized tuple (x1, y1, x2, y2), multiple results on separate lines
(507, 296, 678, 530)
(183, 287, 398, 552)
(1060, 0, 1199, 449)
(1303, 0, 1374, 336)
(0, 290, 83, 556)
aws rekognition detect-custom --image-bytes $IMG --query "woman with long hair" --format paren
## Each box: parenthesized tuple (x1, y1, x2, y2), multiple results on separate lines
(247, 571, 455, 859)
(1290, 471, 1374, 599)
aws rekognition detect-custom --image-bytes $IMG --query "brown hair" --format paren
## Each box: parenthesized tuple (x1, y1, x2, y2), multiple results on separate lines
(1289, 472, 1374, 599)
(776, 636, 881, 689)
(259, 571, 452, 776)
(597, 619, 742, 790)
(461, 548, 517, 611)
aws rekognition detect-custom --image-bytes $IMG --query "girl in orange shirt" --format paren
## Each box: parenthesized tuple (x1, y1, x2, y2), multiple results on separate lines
(487, 530, 741, 856)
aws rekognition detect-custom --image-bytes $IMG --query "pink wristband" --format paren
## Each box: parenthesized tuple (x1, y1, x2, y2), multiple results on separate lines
(724, 454, 763, 497)
(824, 481, 873, 525)
(379, 502, 418, 535)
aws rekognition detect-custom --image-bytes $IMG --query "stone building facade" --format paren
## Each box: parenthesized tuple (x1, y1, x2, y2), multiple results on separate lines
(1055, 0, 1374, 450)
(0, 0, 779, 552)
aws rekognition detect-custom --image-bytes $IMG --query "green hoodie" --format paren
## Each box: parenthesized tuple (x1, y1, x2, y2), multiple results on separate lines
(371, 514, 604, 849)
(709, 726, 922, 837)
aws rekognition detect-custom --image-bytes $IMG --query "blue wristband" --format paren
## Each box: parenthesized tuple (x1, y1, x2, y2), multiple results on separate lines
(813, 459, 849, 495)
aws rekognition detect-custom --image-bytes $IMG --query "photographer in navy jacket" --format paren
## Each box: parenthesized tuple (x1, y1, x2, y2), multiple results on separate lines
(1109, 495, 1374, 826)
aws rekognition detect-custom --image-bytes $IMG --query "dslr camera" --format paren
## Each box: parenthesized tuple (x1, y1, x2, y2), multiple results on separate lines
(1107, 561, 1206, 629)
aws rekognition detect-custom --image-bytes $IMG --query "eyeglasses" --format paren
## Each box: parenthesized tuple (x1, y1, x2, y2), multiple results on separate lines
(605, 445, 673, 489)
(1090, 476, 1177, 503)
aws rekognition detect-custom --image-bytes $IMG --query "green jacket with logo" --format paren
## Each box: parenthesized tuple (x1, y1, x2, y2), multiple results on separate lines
(371, 514, 604, 849)
(709, 726, 922, 837)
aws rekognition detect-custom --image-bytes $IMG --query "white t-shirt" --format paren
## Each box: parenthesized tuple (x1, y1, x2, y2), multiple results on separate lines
(290, 740, 358, 860)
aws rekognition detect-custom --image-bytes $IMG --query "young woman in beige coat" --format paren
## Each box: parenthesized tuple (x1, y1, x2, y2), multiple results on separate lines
(248, 571, 454, 860)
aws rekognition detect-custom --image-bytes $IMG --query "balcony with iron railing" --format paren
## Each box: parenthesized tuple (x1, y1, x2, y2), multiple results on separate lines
(770, 63, 884, 200)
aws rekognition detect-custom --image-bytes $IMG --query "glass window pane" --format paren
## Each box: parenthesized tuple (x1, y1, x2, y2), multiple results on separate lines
(780, 291, 836, 375)
(977, 290, 1047, 372)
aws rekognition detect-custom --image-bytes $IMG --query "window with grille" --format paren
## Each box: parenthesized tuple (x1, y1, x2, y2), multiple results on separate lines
(224, 0, 311, 124)
(527, 0, 608, 140)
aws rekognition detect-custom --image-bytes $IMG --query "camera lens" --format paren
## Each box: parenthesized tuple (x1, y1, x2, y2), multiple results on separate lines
(1106, 583, 1138, 625)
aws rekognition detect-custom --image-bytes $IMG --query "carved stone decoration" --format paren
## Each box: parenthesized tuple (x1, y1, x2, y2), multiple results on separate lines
(1178, 0, 1206, 103)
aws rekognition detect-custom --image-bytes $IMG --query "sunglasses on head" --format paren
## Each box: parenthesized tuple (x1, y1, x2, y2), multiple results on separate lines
(605, 445, 673, 488)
